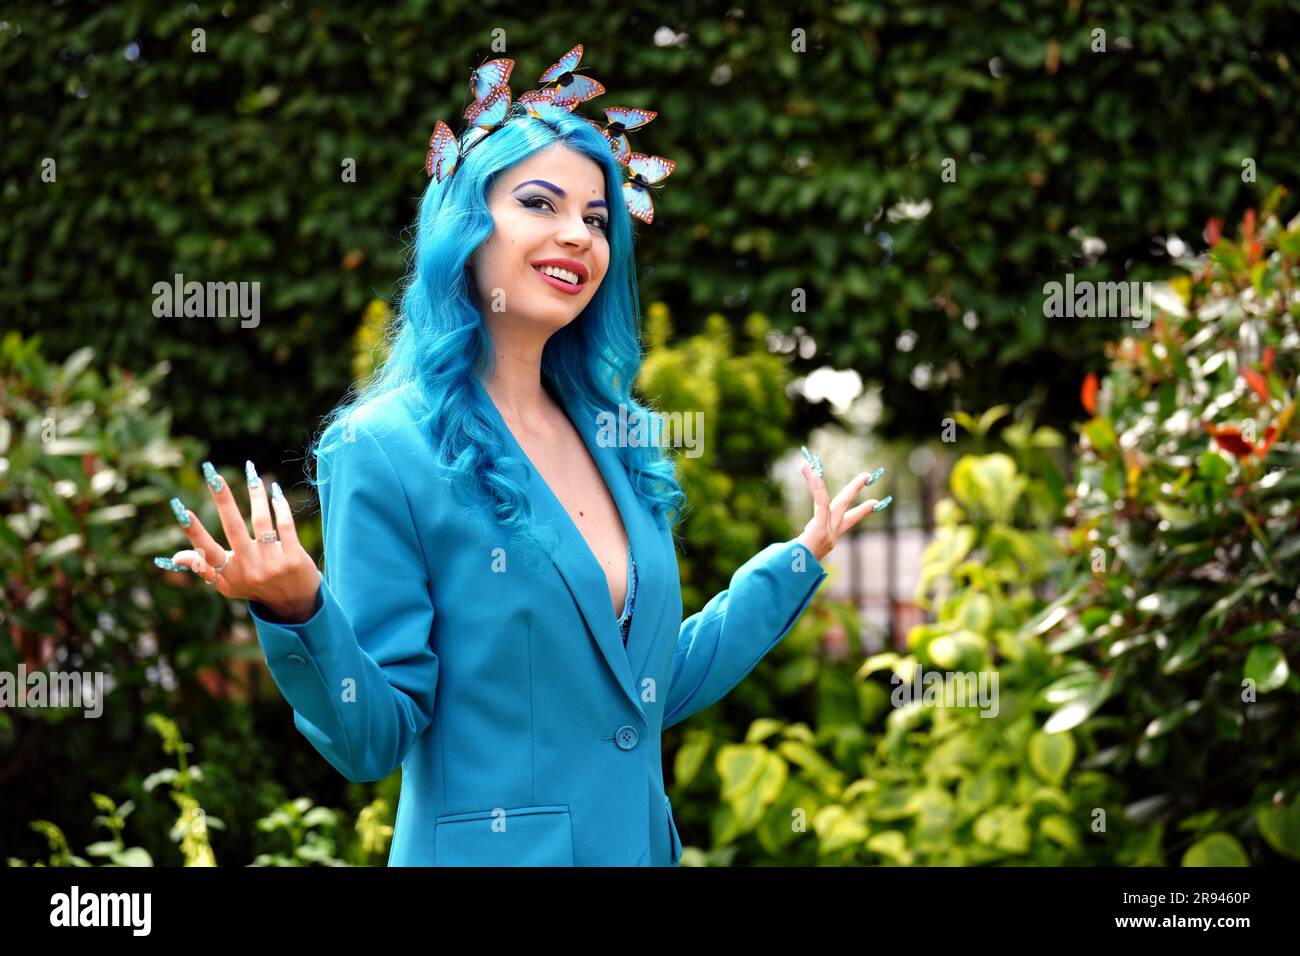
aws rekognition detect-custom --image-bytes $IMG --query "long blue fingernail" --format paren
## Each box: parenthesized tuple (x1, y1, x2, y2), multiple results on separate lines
(874, 495, 893, 513)
(245, 459, 261, 489)
(154, 556, 192, 572)
(866, 466, 885, 486)
(801, 446, 823, 477)
(169, 497, 191, 527)
(270, 481, 284, 502)
(202, 461, 224, 492)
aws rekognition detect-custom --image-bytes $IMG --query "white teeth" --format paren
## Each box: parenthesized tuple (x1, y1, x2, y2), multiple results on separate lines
(536, 265, 581, 285)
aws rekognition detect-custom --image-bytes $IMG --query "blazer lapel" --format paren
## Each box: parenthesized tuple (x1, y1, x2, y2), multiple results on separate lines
(561, 390, 673, 707)
(474, 377, 668, 719)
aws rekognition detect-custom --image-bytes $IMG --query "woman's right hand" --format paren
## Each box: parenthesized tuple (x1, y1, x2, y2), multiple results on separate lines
(154, 460, 322, 624)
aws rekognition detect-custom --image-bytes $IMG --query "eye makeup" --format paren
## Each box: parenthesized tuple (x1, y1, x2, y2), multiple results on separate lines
(516, 194, 609, 233)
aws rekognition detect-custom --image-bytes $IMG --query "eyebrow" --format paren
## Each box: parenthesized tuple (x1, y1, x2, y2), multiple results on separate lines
(512, 179, 608, 210)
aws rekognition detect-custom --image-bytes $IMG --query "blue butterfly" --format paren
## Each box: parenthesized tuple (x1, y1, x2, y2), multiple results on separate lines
(622, 153, 676, 224)
(426, 83, 512, 182)
(587, 107, 658, 165)
(537, 43, 605, 110)
(463, 58, 514, 119)
(518, 86, 574, 121)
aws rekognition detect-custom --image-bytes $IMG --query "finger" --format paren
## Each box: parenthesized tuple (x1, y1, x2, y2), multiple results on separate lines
(842, 498, 879, 532)
(829, 471, 874, 527)
(268, 481, 303, 551)
(801, 461, 831, 531)
(169, 496, 231, 567)
(201, 461, 254, 552)
(243, 460, 275, 541)
(179, 549, 236, 598)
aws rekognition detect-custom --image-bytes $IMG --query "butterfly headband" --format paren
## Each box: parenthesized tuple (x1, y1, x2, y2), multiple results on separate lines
(424, 43, 676, 225)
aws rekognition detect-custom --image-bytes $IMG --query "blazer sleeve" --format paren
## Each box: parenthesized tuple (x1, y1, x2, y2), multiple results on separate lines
(663, 539, 827, 730)
(246, 420, 439, 783)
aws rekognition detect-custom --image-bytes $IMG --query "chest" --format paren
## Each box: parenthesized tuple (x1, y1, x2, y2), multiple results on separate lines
(510, 418, 631, 617)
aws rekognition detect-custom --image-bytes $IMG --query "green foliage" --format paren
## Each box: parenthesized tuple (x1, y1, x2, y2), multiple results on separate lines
(0, 330, 230, 690)
(143, 713, 223, 865)
(7, 712, 394, 866)
(639, 304, 804, 612)
(1051, 193, 1300, 865)
(6, 811, 152, 868)
(677, 417, 1139, 865)
(5, 2, 1297, 463)
(251, 797, 346, 867)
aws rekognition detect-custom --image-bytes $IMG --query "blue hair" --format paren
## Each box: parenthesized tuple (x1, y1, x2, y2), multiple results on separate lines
(306, 101, 686, 565)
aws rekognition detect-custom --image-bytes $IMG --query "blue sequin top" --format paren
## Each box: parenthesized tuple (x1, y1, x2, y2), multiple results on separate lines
(616, 539, 638, 647)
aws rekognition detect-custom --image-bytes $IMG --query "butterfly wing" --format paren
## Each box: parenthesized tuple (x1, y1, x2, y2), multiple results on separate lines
(622, 181, 655, 224)
(426, 120, 461, 182)
(471, 58, 513, 100)
(464, 58, 514, 116)
(465, 84, 511, 128)
(603, 107, 657, 132)
(455, 85, 512, 160)
(606, 131, 632, 165)
(550, 74, 605, 109)
(627, 153, 676, 185)
(539, 43, 584, 83)
(520, 86, 576, 120)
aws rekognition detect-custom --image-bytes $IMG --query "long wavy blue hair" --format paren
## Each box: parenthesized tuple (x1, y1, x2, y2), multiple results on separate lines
(306, 100, 687, 564)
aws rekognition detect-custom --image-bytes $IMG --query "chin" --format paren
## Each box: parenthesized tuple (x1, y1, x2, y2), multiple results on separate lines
(528, 302, 583, 329)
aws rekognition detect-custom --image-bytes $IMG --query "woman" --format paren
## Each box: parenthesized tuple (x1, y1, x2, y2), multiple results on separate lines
(154, 61, 888, 866)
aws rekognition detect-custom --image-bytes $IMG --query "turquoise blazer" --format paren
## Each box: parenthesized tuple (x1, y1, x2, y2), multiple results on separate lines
(247, 378, 828, 866)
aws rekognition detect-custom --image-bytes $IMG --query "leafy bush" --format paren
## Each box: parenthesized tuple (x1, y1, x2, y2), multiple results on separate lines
(1048, 194, 1300, 865)
(5, 2, 1298, 459)
(639, 303, 804, 611)
(0, 330, 378, 862)
(7, 712, 393, 866)
(673, 415, 1138, 865)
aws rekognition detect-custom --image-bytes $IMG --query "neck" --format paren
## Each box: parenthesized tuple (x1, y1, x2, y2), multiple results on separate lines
(480, 355, 552, 433)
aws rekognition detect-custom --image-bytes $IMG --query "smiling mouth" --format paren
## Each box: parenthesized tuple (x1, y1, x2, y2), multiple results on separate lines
(532, 266, 587, 293)
(534, 266, 583, 283)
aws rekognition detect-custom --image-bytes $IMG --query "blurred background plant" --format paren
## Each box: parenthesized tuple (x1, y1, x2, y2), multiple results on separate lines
(7, 711, 393, 867)
(4, 2, 1298, 465)
(4, 0, 1299, 868)
(672, 411, 1142, 865)
(667, 201, 1300, 867)
(1043, 193, 1300, 866)
(0, 332, 394, 863)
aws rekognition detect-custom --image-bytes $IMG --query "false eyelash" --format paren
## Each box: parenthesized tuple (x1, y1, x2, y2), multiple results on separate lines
(519, 195, 609, 233)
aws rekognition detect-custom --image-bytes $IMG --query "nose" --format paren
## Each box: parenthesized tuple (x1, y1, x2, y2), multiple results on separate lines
(555, 210, 594, 251)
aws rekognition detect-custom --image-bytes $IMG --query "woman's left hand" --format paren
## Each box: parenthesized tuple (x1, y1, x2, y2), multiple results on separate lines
(794, 460, 891, 563)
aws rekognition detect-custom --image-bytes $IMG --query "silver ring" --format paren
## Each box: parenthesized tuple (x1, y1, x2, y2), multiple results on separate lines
(212, 551, 231, 574)
(258, 531, 280, 544)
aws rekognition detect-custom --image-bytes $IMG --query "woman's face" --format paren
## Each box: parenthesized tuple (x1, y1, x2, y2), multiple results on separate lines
(468, 144, 611, 331)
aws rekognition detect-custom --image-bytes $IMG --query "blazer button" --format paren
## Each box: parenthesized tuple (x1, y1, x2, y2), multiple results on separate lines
(614, 725, 639, 750)
(285, 654, 307, 668)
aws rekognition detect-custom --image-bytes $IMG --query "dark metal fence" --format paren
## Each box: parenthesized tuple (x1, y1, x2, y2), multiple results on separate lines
(821, 456, 948, 654)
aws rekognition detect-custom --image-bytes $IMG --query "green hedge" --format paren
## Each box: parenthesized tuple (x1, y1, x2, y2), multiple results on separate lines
(4, 1, 1298, 466)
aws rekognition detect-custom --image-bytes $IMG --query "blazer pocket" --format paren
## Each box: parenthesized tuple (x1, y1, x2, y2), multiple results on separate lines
(434, 804, 574, 866)
(664, 793, 683, 863)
